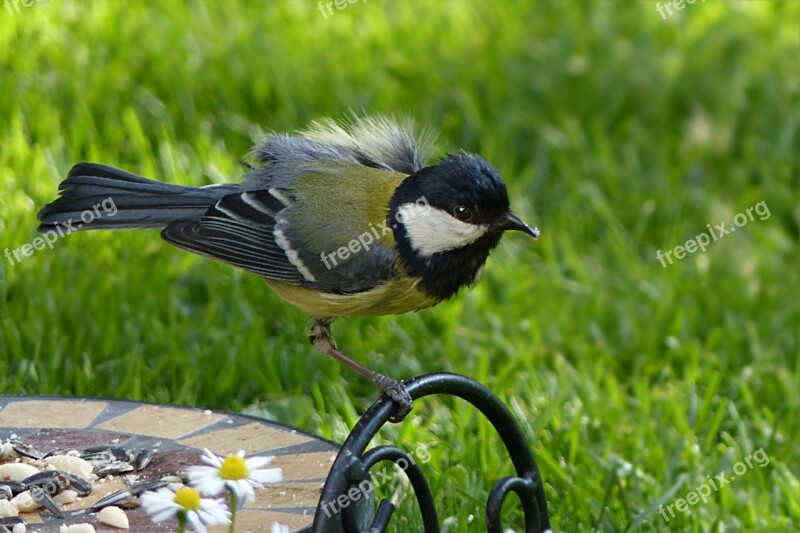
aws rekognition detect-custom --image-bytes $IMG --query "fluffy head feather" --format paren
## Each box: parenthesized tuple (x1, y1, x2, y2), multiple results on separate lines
(248, 116, 436, 188)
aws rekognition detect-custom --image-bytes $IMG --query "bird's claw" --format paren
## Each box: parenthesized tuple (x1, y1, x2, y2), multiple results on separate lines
(373, 375, 413, 423)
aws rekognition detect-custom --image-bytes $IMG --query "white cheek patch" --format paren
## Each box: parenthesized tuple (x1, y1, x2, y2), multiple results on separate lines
(397, 203, 490, 257)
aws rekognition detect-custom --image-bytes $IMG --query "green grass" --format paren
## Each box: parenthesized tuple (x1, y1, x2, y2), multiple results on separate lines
(1, 1, 799, 531)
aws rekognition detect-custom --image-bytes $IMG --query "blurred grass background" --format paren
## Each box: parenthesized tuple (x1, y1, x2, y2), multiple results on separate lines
(1, 0, 799, 531)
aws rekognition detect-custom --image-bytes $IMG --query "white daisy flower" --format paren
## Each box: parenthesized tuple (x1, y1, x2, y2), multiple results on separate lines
(140, 486, 230, 533)
(188, 448, 283, 503)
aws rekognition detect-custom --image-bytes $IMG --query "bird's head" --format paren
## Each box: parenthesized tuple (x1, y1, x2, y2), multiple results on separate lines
(388, 152, 538, 300)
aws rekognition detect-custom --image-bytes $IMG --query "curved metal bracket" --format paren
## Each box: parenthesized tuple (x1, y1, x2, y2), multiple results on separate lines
(312, 372, 550, 532)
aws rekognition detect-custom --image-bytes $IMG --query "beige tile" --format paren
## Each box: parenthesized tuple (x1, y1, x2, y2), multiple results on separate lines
(0, 400, 106, 429)
(60, 477, 127, 512)
(17, 511, 42, 524)
(95, 405, 223, 439)
(245, 481, 323, 510)
(270, 451, 338, 481)
(179, 422, 312, 456)
(208, 509, 313, 533)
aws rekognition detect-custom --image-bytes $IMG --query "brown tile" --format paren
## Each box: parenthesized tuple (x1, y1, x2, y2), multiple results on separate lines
(22, 428, 131, 452)
(178, 422, 312, 456)
(0, 400, 106, 429)
(95, 406, 223, 439)
(133, 448, 204, 483)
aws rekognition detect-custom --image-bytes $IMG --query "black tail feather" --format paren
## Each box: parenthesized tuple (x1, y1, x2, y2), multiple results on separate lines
(37, 163, 237, 232)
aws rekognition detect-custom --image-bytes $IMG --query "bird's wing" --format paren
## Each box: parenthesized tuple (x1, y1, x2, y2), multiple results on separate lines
(161, 161, 405, 294)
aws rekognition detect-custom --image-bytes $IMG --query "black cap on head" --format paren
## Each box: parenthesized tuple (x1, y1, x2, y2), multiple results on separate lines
(389, 152, 538, 301)
(400, 152, 511, 225)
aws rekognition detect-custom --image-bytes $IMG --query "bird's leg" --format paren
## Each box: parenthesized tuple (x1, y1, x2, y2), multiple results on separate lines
(309, 318, 412, 422)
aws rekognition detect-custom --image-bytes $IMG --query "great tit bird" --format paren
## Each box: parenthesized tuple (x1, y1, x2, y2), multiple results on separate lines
(37, 116, 539, 420)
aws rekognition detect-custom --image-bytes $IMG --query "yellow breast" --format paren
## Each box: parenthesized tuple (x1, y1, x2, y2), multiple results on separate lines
(264, 276, 439, 318)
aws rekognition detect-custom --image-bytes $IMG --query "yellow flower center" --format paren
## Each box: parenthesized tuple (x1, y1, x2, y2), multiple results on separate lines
(174, 486, 202, 511)
(219, 455, 249, 480)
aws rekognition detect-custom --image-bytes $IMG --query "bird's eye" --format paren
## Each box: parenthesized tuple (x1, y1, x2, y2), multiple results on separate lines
(453, 205, 474, 222)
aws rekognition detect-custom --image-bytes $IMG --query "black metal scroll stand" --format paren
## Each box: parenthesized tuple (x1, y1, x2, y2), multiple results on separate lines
(312, 372, 551, 532)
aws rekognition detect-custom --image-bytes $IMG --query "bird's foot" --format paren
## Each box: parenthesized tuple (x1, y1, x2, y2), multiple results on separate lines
(372, 374, 412, 423)
(309, 319, 412, 422)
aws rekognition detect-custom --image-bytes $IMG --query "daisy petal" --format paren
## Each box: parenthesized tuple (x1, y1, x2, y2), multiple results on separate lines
(245, 456, 274, 469)
(251, 468, 283, 484)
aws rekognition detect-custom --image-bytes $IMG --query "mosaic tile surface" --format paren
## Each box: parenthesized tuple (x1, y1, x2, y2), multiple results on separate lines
(0, 396, 338, 532)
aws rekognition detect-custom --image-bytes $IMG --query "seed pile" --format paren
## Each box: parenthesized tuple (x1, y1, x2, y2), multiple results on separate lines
(0, 438, 170, 532)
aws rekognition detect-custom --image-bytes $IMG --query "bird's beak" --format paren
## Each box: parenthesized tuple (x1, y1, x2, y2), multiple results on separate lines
(498, 211, 540, 239)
